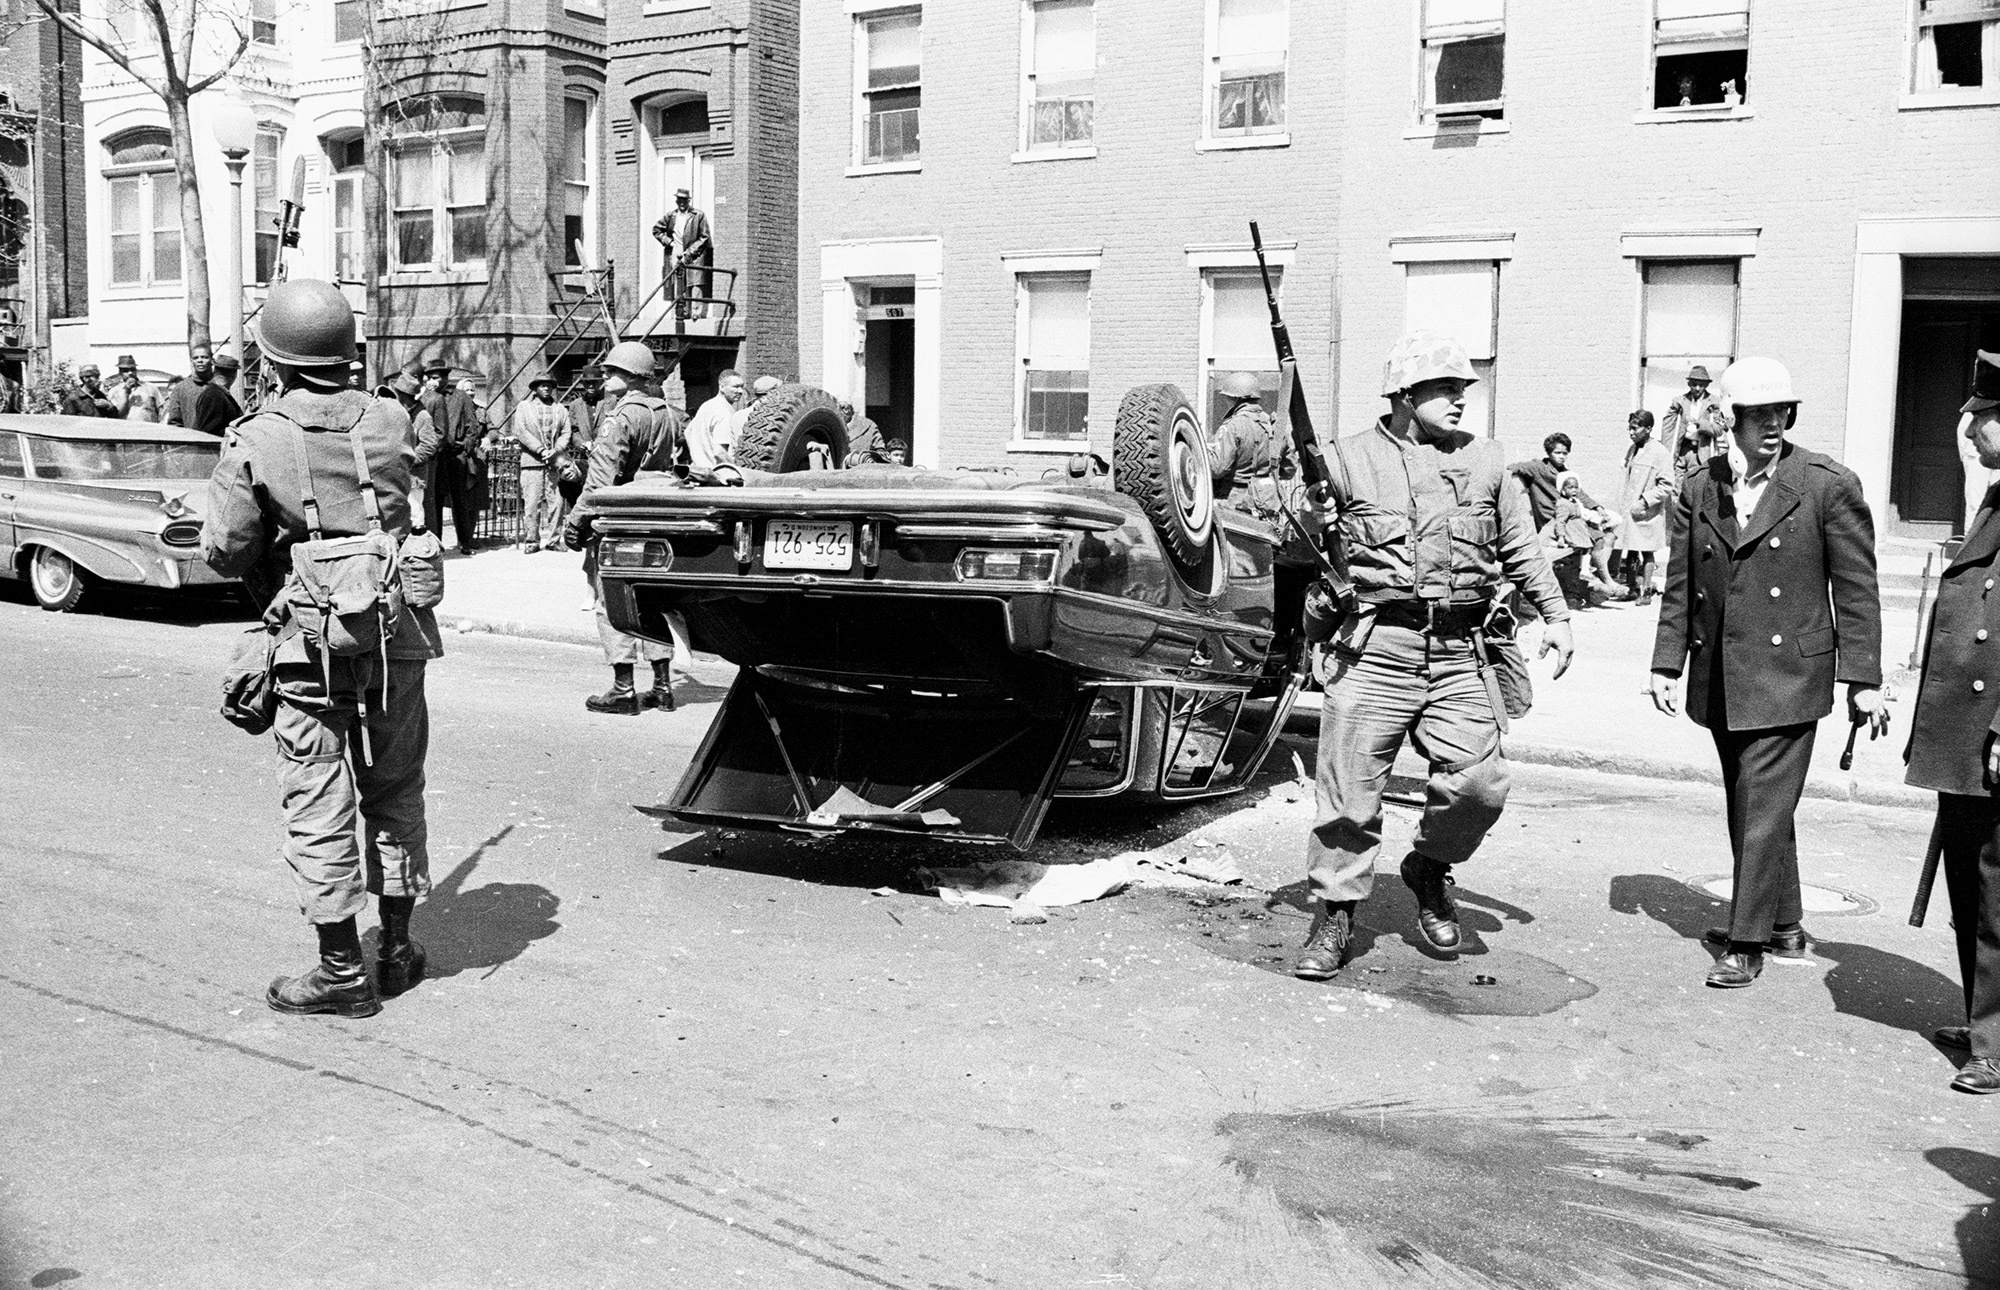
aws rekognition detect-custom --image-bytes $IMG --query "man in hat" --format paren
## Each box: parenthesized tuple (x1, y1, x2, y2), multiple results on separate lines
(61, 363, 117, 418)
(110, 354, 162, 421)
(650, 187, 712, 321)
(1666, 365, 1726, 483)
(195, 353, 245, 435)
(165, 344, 220, 426)
(1650, 357, 1884, 989)
(1905, 352, 2000, 1094)
(685, 368, 747, 474)
(556, 366, 601, 534)
(382, 370, 441, 517)
(514, 372, 570, 552)
(421, 359, 481, 553)
(1959, 351, 2000, 536)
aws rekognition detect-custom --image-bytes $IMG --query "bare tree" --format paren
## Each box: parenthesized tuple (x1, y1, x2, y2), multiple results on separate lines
(29, 0, 252, 349)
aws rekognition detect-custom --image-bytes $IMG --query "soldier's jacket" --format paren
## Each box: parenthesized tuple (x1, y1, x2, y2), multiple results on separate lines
(1210, 404, 1280, 498)
(1333, 418, 1567, 620)
(1908, 482, 2000, 797)
(580, 390, 679, 502)
(201, 386, 443, 662)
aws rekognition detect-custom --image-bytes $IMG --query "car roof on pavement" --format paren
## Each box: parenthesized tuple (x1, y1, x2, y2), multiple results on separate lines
(0, 414, 222, 445)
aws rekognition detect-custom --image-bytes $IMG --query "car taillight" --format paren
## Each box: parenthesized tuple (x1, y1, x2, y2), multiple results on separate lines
(161, 521, 202, 547)
(600, 539, 673, 569)
(955, 548, 1057, 584)
(161, 495, 188, 518)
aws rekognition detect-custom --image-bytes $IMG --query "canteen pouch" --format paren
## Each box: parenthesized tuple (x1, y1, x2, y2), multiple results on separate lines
(399, 527, 445, 609)
(219, 624, 280, 735)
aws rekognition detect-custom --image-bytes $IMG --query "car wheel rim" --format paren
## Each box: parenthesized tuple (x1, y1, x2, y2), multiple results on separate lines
(31, 550, 73, 601)
(1168, 410, 1214, 538)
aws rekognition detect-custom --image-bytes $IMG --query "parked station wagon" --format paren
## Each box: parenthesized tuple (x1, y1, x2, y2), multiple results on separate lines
(591, 383, 1308, 851)
(0, 415, 236, 611)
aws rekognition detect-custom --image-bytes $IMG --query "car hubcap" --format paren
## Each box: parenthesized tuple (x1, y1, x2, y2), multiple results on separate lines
(32, 549, 74, 601)
(1168, 410, 1214, 539)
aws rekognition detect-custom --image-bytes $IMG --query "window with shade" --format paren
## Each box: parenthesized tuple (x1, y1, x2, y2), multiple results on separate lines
(103, 129, 181, 289)
(1420, 0, 1505, 122)
(1203, 269, 1283, 430)
(859, 10, 921, 166)
(1209, 0, 1287, 137)
(252, 128, 282, 285)
(1652, 1, 1749, 110)
(1017, 273, 1090, 443)
(1025, 0, 1094, 152)
(1402, 260, 1499, 437)
(387, 96, 487, 272)
(1639, 260, 1738, 428)
(1912, 0, 1999, 94)
(333, 0, 364, 42)
(252, 0, 277, 44)
(325, 135, 364, 282)
(562, 96, 596, 267)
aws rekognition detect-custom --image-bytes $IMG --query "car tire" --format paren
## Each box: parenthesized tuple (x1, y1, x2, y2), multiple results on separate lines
(735, 384, 850, 473)
(1114, 384, 1215, 578)
(27, 547, 87, 613)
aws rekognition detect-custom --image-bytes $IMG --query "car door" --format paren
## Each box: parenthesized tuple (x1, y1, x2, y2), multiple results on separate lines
(0, 431, 24, 569)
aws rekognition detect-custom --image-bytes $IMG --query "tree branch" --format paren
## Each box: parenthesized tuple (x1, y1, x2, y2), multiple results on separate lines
(29, 0, 167, 98)
(184, 24, 250, 95)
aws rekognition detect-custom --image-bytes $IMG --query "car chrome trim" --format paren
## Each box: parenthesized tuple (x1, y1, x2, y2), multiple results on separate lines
(1054, 685, 1141, 799)
(893, 524, 1068, 542)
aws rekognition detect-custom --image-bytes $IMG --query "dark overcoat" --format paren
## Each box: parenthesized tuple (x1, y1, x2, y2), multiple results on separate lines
(1650, 442, 1882, 731)
(1907, 484, 2000, 797)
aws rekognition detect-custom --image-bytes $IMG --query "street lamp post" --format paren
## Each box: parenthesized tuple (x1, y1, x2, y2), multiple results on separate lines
(208, 95, 259, 372)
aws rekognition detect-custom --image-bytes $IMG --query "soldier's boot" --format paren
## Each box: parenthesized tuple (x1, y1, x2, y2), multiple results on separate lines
(644, 660, 677, 712)
(586, 663, 643, 716)
(375, 894, 426, 998)
(268, 917, 381, 1018)
(1293, 901, 1356, 981)
(1400, 853, 1461, 952)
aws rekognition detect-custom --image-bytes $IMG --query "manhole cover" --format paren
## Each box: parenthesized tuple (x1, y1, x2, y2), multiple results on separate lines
(1686, 875, 1878, 917)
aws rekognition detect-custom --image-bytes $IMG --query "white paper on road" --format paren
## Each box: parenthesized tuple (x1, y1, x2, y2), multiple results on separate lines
(921, 855, 1133, 909)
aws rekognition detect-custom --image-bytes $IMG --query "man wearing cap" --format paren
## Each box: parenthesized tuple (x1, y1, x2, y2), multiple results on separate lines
(685, 368, 747, 474)
(1906, 353, 2000, 1094)
(564, 340, 682, 714)
(1666, 365, 1726, 483)
(195, 353, 244, 435)
(651, 188, 712, 321)
(165, 344, 220, 426)
(514, 372, 570, 553)
(200, 278, 441, 1019)
(421, 360, 481, 554)
(109, 354, 162, 421)
(1650, 357, 1885, 989)
(60, 363, 117, 418)
(1293, 330, 1575, 982)
(1958, 351, 2000, 536)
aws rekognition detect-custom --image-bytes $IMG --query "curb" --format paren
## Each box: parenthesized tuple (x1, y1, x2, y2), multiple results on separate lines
(1282, 699, 1928, 812)
(434, 612, 599, 649)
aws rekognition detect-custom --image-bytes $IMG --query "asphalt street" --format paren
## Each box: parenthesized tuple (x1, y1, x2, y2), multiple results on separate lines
(1, 582, 1995, 1289)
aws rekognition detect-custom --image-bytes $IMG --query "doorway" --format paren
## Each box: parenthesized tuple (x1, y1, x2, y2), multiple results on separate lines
(863, 284, 915, 452)
(1892, 258, 2000, 536)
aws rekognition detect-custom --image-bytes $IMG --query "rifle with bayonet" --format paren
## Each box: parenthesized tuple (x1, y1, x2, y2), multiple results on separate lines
(1250, 220, 1354, 642)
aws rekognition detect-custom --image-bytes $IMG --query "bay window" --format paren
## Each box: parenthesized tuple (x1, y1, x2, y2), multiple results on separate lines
(388, 96, 487, 272)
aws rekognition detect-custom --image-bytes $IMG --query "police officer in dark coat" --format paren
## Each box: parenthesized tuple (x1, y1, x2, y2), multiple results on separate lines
(1650, 357, 1885, 989)
(1906, 350, 2000, 1095)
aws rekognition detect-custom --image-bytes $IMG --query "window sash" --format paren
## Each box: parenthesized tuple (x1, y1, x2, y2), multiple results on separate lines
(1425, 35, 1506, 112)
(1023, 369, 1089, 442)
(1403, 261, 1497, 362)
(1208, 270, 1280, 370)
(252, 0, 278, 44)
(866, 12, 921, 85)
(1032, 0, 1094, 74)
(1641, 260, 1737, 360)
(1217, 0, 1287, 58)
(1920, 0, 2000, 24)
(108, 173, 142, 285)
(333, 0, 364, 41)
(331, 175, 360, 281)
(1023, 273, 1090, 366)
(864, 96, 920, 164)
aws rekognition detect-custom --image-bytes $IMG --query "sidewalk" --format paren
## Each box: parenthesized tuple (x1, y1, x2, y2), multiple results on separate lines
(435, 547, 1935, 809)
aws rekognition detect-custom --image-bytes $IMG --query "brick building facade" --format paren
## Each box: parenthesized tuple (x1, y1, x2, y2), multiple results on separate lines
(797, 1, 2000, 545)
(0, 1, 89, 391)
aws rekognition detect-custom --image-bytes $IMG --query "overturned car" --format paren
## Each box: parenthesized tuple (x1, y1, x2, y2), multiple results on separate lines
(590, 383, 1307, 850)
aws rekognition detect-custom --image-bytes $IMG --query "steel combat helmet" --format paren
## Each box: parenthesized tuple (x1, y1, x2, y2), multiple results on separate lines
(601, 341, 656, 380)
(254, 278, 358, 371)
(1216, 371, 1263, 403)
(1381, 330, 1478, 396)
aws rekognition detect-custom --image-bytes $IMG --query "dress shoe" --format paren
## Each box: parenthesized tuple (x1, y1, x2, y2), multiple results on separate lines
(1293, 903, 1353, 981)
(585, 686, 642, 715)
(1400, 853, 1460, 951)
(1935, 1026, 1973, 1051)
(1704, 925, 1812, 963)
(268, 952, 381, 1018)
(375, 939, 427, 998)
(1705, 949, 1763, 989)
(1951, 1057, 2000, 1094)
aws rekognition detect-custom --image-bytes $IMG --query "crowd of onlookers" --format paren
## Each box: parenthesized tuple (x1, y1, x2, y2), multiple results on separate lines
(1509, 364, 1730, 612)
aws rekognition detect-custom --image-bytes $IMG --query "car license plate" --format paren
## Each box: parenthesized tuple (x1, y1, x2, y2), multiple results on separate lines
(764, 520, 854, 571)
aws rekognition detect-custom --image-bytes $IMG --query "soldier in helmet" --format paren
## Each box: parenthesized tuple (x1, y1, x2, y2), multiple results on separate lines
(1207, 372, 1291, 510)
(1293, 331, 1576, 982)
(1649, 357, 1884, 989)
(200, 279, 442, 1018)
(564, 340, 684, 714)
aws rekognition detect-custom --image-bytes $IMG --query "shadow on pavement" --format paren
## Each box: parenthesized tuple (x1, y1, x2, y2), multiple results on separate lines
(1925, 1148, 2000, 1288)
(1609, 873, 1728, 944)
(651, 827, 938, 892)
(0, 577, 257, 627)
(397, 824, 561, 979)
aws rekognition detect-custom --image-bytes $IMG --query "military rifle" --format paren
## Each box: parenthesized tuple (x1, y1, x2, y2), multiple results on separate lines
(1250, 221, 1353, 637)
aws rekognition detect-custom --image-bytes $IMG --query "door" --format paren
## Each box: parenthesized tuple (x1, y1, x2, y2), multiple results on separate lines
(0, 431, 21, 567)
(1893, 300, 2000, 534)
(644, 145, 714, 299)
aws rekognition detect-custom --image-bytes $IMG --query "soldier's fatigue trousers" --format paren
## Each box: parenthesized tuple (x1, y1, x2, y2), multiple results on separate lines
(1307, 623, 1509, 903)
(592, 567, 672, 666)
(273, 659, 432, 923)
